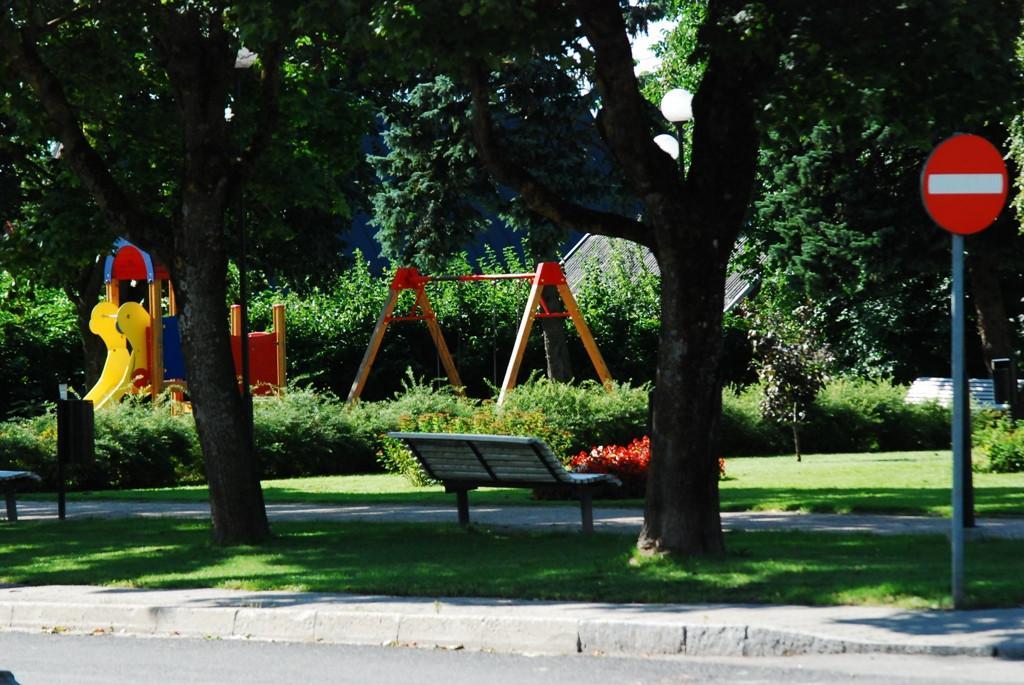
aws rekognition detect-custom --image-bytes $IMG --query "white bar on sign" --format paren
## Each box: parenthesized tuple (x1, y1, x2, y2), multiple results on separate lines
(928, 173, 1003, 195)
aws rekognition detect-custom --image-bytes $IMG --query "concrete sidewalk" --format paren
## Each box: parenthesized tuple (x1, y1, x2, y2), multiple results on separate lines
(0, 585, 1022, 659)
(11, 498, 1024, 539)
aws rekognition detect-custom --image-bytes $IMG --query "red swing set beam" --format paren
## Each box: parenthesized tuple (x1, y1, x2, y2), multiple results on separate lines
(346, 262, 612, 404)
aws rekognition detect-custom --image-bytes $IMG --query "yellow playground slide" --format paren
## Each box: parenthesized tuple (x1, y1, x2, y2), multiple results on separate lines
(83, 301, 151, 409)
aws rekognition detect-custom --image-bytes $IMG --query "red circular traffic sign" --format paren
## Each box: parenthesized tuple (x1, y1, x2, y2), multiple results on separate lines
(921, 134, 1008, 235)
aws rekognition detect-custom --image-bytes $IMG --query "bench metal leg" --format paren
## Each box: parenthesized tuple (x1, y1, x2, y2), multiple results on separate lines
(579, 490, 593, 534)
(456, 490, 470, 527)
(4, 491, 16, 522)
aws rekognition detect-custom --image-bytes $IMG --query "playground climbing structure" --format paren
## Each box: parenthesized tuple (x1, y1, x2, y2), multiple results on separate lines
(83, 240, 286, 408)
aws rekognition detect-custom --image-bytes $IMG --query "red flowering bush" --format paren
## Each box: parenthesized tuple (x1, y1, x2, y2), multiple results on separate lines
(567, 436, 726, 498)
(569, 436, 648, 498)
(571, 436, 651, 478)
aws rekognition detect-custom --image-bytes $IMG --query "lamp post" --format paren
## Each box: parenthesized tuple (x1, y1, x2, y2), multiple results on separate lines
(234, 47, 257, 447)
(657, 87, 693, 173)
(649, 87, 694, 435)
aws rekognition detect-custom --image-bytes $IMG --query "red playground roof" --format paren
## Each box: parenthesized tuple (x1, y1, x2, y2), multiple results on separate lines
(104, 239, 170, 283)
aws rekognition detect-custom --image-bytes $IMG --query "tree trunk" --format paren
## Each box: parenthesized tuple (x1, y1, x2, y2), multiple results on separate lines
(638, 234, 726, 556)
(968, 233, 1013, 372)
(149, 8, 271, 545)
(540, 286, 573, 382)
(172, 193, 270, 546)
(792, 407, 802, 462)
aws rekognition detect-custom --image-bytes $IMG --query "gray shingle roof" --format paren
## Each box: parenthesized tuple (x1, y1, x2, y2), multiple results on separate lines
(560, 234, 759, 312)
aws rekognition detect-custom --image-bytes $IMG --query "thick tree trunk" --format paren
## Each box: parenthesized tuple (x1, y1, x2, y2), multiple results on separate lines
(638, 233, 727, 556)
(173, 194, 270, 545)
(148, 8, 271, 545)
(540, 287, 573, 382)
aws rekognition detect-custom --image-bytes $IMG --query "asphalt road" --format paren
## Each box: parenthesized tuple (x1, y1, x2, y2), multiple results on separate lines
(1, 632, 1022, 685)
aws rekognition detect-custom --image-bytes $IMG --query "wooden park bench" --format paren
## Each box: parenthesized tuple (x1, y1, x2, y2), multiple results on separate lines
(0, 470, 41, 522)
(388, 432, 621, 533)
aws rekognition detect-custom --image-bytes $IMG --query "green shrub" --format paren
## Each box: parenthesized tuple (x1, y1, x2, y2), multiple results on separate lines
(974, 415, 1024, 473)
(498, 376, 649, 456)
(0, 397, 199, 490)
(720, 385, 789, 456)
(90, 397, 200, 489)
(804, 378, 949, 453)
(720, 379, 949, 456)
(0, 412, 58, 487)
(346, 372, 477, 439)
(253, 388, 378, 478)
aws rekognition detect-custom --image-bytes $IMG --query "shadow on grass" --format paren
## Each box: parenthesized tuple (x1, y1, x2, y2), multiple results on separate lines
(2, 518, 1021, 609)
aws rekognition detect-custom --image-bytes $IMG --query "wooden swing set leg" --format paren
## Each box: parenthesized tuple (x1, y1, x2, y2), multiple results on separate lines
(497, 276, 545, 405)
(556, 283, 613, 391)
(417, 290, 465, 395)
(347, 289, 400, 403)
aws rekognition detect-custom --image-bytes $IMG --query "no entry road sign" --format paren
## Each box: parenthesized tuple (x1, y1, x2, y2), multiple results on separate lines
(922, 133, 1008, 607)
(921, 134, 1008, 235)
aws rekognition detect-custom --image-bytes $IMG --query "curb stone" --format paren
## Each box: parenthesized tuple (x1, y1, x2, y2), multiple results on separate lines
(1, 589, 1022, 659)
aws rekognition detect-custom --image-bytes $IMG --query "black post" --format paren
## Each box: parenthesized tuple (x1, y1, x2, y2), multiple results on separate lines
(56, 398, 94, 521)
(456, 490, 470, 527)
(674, 121, 685, 175)
(647, 388, 655, 436)
(993, 357, 1022, 420)
(239, 188, 253, 444)
(235, 64, 254, 464)
(961, 378, 974, 528)
(56, 449, 65, 521)
(578, 489, 594, 534)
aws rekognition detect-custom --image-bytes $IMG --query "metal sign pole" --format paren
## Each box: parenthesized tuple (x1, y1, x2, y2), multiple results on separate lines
(951, 233, 966, 608)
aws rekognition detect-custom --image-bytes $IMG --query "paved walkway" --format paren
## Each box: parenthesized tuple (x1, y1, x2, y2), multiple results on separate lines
(10, 499, 1024, 539)
(4, 500, 1024, 660)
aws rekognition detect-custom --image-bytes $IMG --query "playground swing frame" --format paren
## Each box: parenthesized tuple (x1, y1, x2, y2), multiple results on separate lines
(346, 261, 612, 405)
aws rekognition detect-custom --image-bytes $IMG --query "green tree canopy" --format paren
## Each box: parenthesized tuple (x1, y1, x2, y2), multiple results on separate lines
(0, 0, 375, 544)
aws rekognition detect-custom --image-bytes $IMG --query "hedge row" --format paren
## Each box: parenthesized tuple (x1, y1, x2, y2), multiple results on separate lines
(0, 377, 964, 492)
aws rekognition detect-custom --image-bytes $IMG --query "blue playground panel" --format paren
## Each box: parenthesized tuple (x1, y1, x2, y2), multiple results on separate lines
(162, 316, 186, 381)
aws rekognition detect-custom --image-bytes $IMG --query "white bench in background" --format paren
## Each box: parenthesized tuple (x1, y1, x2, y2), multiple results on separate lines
(904, 377, 1007, 408)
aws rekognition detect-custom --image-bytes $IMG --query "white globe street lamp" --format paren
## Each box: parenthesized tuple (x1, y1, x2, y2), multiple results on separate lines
(657, 88, 693, 172)
(653, 133, 680, 160)
(660, 88, 693, 123)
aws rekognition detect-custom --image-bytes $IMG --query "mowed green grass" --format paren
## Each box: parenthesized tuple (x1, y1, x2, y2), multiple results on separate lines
(0, 517, 1020, 609)
(50, 451, 1024, 517)
(721, 450, 1024, 516)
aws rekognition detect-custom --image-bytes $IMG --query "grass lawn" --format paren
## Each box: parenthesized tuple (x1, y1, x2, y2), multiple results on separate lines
(44, 450, 1024, 517)
(721, 450, 1024, 516)
(0, 518, 1019, 609)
